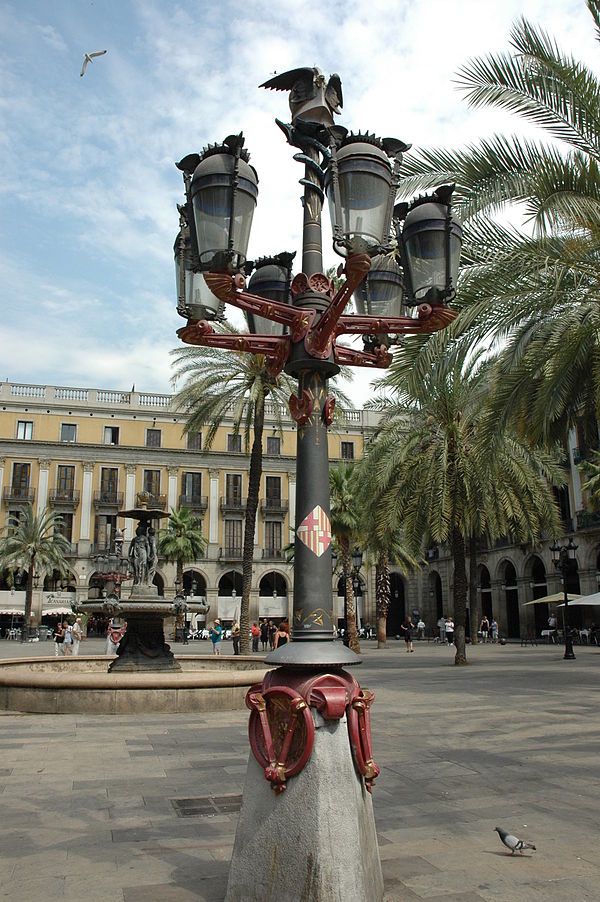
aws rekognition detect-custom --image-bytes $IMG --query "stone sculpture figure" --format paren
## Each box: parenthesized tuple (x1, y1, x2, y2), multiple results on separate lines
(129, 524, 150, 585)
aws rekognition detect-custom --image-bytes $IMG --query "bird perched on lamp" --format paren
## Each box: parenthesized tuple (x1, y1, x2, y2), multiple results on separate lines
(260, 67, 343, 125)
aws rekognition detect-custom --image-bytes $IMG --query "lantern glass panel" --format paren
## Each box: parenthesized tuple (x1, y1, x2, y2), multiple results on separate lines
(405, 227, 450, 300)
(330, 171, 391, 253)
(354, 256, 403, 317)
(193, 182, 256, 271)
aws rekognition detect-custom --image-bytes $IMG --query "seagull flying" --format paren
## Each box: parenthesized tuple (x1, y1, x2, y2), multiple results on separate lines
(494, 827, 537, 855)
(80, 49, 107, 77)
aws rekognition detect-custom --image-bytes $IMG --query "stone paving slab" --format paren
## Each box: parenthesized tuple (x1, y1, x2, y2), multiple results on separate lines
(0, 641, 599, 901)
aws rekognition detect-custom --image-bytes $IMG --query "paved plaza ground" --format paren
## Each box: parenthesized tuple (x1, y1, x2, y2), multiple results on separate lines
(0, 637, 598, 901)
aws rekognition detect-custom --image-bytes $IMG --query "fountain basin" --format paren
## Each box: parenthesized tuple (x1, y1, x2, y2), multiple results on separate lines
(0, 655, 270, 714)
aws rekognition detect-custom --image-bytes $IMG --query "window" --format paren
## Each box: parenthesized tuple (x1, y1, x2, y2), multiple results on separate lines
(57, 465, 75, 496)
(227, 433, 242, 453)
(265, 476, 281, 505)
(143, 469, 161, 496)
(226, 473, 242, 505)
(103, 426, 120, 445)
(8, 510, 22, 533)
(181, 472, 202, 500)
(266, 436, 281, 455)
(16, 420, 33, 440)
(94, 514, 116, 551)
(55, 513, 73, 543)
(187, 432, 202, 451)
(224, 519, 242, 552)
(146, 428, 161, 448)
(12, 462, 30, 496)
(341, 441, 354, 460)
(265, 520, 282, 553)
(100, 467, 118, 493)
(60, 423, 77, 443)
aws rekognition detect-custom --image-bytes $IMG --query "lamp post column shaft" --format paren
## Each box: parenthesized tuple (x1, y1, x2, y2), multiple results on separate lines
(291, 370, 335, 642)
(562, 565, 576, 660)
(301, 146, 324, 278)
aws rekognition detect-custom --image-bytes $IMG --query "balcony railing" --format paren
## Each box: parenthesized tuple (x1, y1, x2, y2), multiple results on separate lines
(179, 494, 208, 512)
(48, 488, 80, 507)
(220, 496, 245, 513)
(218, 546, 243, 560)
(262, 547, 284, 560)
(138, 492, 167, 511)
(260, 497, 288, 516)
(93, 491, 124, 507)
(3, 486, 35, 504)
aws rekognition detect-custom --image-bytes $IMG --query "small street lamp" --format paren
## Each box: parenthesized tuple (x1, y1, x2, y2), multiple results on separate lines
(550, 538, 578, 660)
(93, 528, 131, 599)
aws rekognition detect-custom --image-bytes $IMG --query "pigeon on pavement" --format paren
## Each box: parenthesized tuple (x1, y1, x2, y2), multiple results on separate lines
(494, 826, 536, 855)
(80, 50, 107, 77)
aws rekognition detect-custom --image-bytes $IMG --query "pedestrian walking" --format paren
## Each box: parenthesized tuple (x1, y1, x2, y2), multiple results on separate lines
(231, 620, 240, 655)
(490, 618, 499, 643)
(479, 616, 490, 643)
(268, 620, 276, 650)
(416, 618, 425, 640)
(400, 618, 414, 652)
(251, 622, 260, 652)
(53, 621, 64, 656)
(210, 619, 223, 655)
(445, 615, 455, 646)
(62, 622, 74, 656)
(71, 617, 86, 656)
(437, 616, 446, 643)
(274, 622, 288, 648)
(260, 618, 268, 651)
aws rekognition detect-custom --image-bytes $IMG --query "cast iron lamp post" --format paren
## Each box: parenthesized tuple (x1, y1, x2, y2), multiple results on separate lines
(93, 528, 131, 599)
(173, 66, 461, 902)
(550, 538, 578, 660)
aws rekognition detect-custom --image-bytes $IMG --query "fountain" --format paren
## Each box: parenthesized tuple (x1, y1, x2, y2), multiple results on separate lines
(0, 495, 269, 713)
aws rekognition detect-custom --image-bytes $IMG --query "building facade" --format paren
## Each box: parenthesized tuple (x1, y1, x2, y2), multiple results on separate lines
(1, 380, 598, 640)
(0, 381, 379, 632)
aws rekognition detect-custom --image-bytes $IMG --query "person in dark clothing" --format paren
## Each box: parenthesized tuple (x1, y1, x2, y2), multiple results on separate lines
(399, 618, 414, 653)
(260, 618, 269, 651)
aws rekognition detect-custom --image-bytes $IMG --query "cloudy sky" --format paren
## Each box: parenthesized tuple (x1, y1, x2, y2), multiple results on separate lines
(0, 0, 597, 405)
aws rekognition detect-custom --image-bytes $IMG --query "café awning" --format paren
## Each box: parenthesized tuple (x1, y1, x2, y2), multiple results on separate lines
(521, 593, 580, 606)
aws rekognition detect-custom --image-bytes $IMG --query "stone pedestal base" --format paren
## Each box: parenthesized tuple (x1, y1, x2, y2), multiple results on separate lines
(225, 708, 383, 902)
(108, 613, 180, 672)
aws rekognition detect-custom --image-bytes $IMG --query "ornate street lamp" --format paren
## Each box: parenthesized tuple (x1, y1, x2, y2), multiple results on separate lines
(173, 65, 462, 902)
(92, 527, 131, 599)
(550, 538, 578, 660)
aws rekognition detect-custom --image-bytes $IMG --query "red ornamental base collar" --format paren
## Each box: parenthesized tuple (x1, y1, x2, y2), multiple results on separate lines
(246, 668, 379, 795)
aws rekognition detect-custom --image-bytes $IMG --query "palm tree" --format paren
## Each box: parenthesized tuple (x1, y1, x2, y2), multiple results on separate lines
(329, 462, 362, 653)
(158, 507, 207, 588)
(0, 505, 71, 642)
(355, 462, 420, 647)
(171, 326, 296, 654)
(395, 5, 600, 445)
(368, 337, 564, 664)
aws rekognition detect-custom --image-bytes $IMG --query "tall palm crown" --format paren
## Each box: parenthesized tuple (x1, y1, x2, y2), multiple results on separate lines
(171, 328, 297, 654)
(396, 3, 600, 444)
(158, 507, 207, 588)
(368, 338, 564, 663)
(0, 505, 71, 640)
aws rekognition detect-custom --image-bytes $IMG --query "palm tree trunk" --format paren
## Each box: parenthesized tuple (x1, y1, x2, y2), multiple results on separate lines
(21, 558, 34, 643)
(342, 540, 360, 653)
(451, 525, 468, 665)
(468, 535, 479, 644)
(240, 399, 264, 654)
(376, 553, 390, 648)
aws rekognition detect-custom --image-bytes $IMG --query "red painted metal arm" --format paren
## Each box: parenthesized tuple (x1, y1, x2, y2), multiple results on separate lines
(176, 321, 291, 376)
(333, 344, 393, 368)
(203, 273, 315, 341)
(304, 254, 372, 359)
(336, 303, 457, 338)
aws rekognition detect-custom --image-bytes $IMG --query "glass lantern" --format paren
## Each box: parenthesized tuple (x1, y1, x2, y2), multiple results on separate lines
(353, 253, 403, 318)
(324, 135, 394, 257)
(190, 135, 258, 273)
(401, 191, 462, 304)
(245, 254, 294, 335)
(174, 230, 221, 321)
